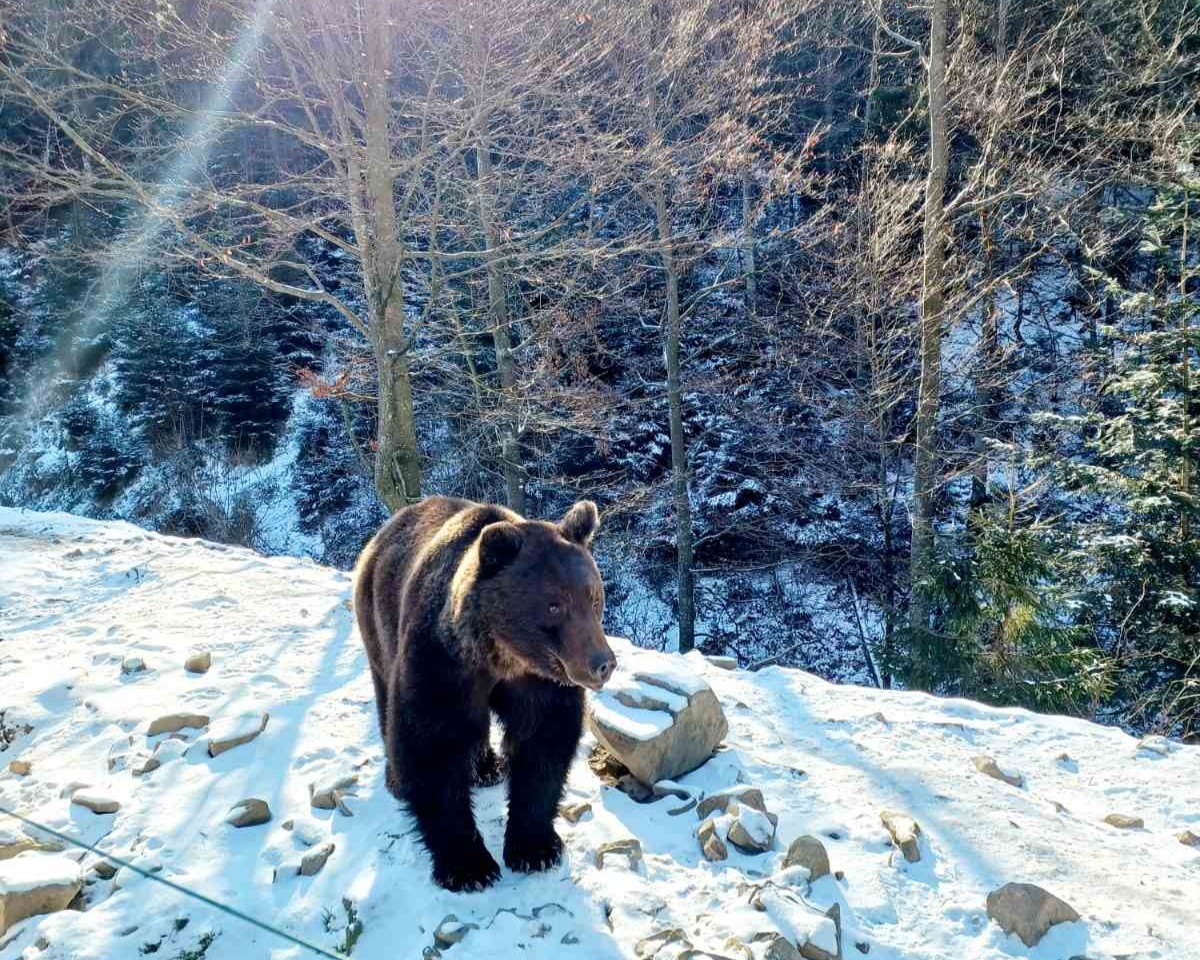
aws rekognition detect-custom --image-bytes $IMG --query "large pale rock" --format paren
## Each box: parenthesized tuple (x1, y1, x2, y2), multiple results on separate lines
(0, 855, 82, 935)
(1104, 813, 1143, 830)
(588, 638, 727, 785)
(206, 711, 268, 757)
(880, 810, 921, 862)
(782, 835, 830, 880)
(0, 826, 62, 862)
(986, 882, 1079, 947)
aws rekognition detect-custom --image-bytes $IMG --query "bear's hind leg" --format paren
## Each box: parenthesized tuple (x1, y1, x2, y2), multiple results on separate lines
(491, 677, 584, 873)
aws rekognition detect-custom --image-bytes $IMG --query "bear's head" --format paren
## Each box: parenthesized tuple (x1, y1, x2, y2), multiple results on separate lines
(471, 501, 617, 690)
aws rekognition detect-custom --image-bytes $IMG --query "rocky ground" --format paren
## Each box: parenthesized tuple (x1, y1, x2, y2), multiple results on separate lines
(0, 507, 1197, 960)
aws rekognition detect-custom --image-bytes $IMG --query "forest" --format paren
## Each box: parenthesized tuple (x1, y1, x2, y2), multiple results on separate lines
(0, 0, 1196, 737)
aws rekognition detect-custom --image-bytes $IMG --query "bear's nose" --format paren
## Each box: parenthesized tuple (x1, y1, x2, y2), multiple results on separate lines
(589, 651, 616, 685)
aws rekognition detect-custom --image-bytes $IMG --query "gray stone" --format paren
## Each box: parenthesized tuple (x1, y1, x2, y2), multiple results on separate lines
(880, 810, 921, 862)
(121, 656, 147, 676)
(705, 656, 738, 671)
(0, 856, 82, 936)
(226, 798, 271, 828)
(1103, 813, 1143, 829)
(783, 835, 830, 880)
(300, 842, 335, 876)
(986, 882, 1079, 947)
(1178, 830, 1200, 847)
(0, 826, 63, 862)
(762, 935, 803, 960)
(974, 755, 1024, 788)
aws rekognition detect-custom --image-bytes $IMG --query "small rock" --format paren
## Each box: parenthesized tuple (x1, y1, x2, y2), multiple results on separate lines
(697, 818, 728, 861)
(697, 787, 767, 820)
(705, 655, 738, 670)
(300, 842, 335, 876)
(89, 860, 118, 880)
(1177, 830, 1200, 847)
(434, 914, 478, 949)
(0, 855, 82, 936)
(309, 774, 359, 813)
(880, 810, 921, 862)
(986, 882, 1079, 947)
(226, 798, 271, 828)
(71, 790, 120, 814)
(727, 805, 778, 853)
(207, 711, 268, 757)
(184, 651, 212, 674)
(635, 927, 691, 958)
(1055, 752, 1073, 764)
(111, 857, 161, 891)
(762, 935, 803, 960)
(974, 755, 1024, 788)
(282, 817, 326, 847)
(7, 760, 31, 777)
(616, 775, 655, 802)
(147, 712, 210, 736)
(596, 838, 643, 871)
(560, 802, 592, 824)
(1104, 813, 1143, 829)
(1136, 735, 1173, 757)
(783, 835, 830, 880)
(121, 656, 147, 675)
(130, 753, 161, 776)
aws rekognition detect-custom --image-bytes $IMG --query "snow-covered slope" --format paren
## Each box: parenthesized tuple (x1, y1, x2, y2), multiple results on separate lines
(0, 508, 1197, 960)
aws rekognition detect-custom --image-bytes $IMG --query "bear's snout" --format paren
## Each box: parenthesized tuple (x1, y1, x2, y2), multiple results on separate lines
(562, 633, 617, 691)
(588, 649, 617, 687)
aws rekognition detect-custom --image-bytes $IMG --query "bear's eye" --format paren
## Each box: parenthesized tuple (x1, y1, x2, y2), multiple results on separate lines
(548, 602, 562, 615)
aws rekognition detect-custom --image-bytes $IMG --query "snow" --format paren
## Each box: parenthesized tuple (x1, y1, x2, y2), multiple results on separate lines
(0, 506, 1197, 960)
(0, 856, 81, 895)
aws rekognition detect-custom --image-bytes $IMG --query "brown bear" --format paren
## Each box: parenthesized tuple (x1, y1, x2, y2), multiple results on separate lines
(353, 495, 616, 891)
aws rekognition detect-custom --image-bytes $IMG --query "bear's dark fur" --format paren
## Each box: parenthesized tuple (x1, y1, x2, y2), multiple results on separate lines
(353, 495, 616, 891)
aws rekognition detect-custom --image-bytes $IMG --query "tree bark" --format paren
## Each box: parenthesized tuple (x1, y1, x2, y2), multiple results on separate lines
(654, 175, 696, 653)
(365, 0, 421, 509)
(742, 168, 758, 319)
(909, 0, 949, 637)
(1180, 183, 1191, 542)
(476, 127, 525, 512)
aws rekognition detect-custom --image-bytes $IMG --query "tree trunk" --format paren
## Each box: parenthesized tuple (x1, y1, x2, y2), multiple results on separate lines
(365, 0, 420, 509)
(909, 0, 949, 638)
(742, 168, 758, 319)
(1180, 184, 1191, 542)
(476, 128, 525, 512)
(654, 176, 696, 653)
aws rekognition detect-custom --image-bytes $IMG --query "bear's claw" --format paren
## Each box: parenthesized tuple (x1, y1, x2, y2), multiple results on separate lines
(504, 830, 564, 873)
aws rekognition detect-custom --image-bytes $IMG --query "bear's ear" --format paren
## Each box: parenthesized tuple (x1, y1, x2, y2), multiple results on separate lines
(478, 521, 524, 576)
(559, 500, 599, 547)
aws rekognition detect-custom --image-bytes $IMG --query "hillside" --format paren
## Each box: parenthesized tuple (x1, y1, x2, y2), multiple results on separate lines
(0, 508, 1197, 960)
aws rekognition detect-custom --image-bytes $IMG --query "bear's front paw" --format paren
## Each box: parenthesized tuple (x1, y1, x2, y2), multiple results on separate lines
(432, 845, 501, 893)
(504, 829, 564, 873)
